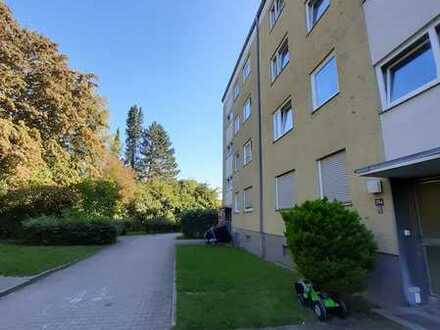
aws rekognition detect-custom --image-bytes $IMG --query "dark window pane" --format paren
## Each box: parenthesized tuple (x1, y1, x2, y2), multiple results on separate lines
(312, 0, 330, 24)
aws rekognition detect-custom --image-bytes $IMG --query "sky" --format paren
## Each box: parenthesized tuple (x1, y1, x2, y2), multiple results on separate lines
(5, 0, 260, 190)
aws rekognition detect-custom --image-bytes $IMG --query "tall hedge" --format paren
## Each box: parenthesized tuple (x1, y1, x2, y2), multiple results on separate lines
(281, 199, 377, 296)
(181, 208, 218, 239)
(22, 215, 118, 245)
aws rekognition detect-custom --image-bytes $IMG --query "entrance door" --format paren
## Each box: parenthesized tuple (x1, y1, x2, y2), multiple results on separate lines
(416, 181, 440, 296)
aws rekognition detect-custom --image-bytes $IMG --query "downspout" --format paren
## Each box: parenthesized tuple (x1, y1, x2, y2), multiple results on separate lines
(255, 16, 266, 259)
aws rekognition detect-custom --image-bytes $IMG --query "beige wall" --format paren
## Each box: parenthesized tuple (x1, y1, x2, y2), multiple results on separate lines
(223, 0, 400, 255)
(223, 32, 261, 233)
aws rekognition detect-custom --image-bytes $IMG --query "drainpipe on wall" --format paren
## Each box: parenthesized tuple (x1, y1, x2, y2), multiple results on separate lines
(255, 16, 266, 259)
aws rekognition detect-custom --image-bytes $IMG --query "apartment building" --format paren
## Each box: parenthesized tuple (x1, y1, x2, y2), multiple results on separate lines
(222, 0, 440, 308)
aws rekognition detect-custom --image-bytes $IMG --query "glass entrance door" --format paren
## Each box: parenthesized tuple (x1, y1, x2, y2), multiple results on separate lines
(416, 181, 440, 296)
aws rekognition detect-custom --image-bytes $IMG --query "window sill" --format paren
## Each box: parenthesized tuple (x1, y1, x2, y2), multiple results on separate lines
(273, 128, 294, 144)
(380, 78, 440, 114)
(244, 208, 254, 213)
(311, 91, 340, 114)
(305, 6, 330, 37)
(270, 63, 289, 87)
(243, 160, 253, 168)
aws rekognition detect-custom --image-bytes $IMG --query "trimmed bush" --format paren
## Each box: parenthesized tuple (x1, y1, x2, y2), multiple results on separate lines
(281, 199, 377, 296)
(181, 208, 218, 238)
(22, 215, 118, 245)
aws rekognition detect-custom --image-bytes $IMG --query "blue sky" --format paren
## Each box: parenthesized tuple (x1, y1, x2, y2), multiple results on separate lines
(5, 0, 260, 190)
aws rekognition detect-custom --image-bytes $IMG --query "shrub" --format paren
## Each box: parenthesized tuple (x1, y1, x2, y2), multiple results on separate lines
(22, 214, 118, 245)
(76, 179, 120, 218)
(0, 185, 80, 238)
(181, 208, 218, 238)
(281, 199, 377, 296)
(144, 218, 180, 234)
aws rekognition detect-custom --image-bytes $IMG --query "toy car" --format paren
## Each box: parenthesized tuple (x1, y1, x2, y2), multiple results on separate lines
(295, 280, 348, 321)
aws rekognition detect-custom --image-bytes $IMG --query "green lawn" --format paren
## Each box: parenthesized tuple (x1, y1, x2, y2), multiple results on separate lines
(175, 245, 312, 330)
(0, 243, 101, 277)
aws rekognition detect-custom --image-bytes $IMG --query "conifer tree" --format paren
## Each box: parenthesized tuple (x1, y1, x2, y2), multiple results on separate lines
(124, 106, 143, 170)
(139, 122, 179, 180)
(110, 128, 122, 158)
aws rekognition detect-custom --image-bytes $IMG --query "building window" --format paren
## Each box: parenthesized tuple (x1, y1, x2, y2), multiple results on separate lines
(226, 176, 233, 191)
(227, 142, 233, 156)
(383, 35, 437, 106)
(269, 0, 285, 29)
(226, 111, 233, 122)
(311, 54, 339, 110)
(317, 150, 351, 204)
(242, 57, 251, 81)
(306, 0, 330, 31)
(243, 187, 254, 212)
(234, 152, 240, 172)
(234, 83, 240, 100)
(243, 97, 252, 122)
(234, 116, 240, 135)
(234, 192, 240, 213)
(243, 140, 253, 166)
(271, 38, 290, 81)
(275, 171, 295, 210)
(273, 100, 293, 141)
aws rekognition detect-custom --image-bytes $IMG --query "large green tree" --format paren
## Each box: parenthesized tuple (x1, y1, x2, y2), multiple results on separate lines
(0, 3, 108, 188)
(124, 105, 143, 170)
(139, 121, 179, 180)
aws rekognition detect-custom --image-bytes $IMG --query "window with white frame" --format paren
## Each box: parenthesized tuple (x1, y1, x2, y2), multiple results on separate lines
(234, 116, 240, 135)
(243, 97, 252, 122)
(273, 100, 293, 140)
(234, 192, 240, 213)
(243, 187, 254, 212)
(234, 152, 240, 172)
(317, 150, 351, 204)
(234, 83, 240, 100)
(242, 57, 251, 81)
(269, 0, 285, 29)
(243, 140, 253, 165)
(311, 54, 339, 110)
(275, 171, 295, 210)
(306, 0, 330, 31)
(271, 38, 290, 80)
(380, 33, 438, 108)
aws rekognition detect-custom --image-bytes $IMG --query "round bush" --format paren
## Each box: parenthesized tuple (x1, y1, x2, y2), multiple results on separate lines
(281, 199, 377, 296)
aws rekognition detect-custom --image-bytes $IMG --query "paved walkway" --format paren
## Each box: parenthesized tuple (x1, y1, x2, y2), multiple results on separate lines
(0, 276, 32, 293)
(0, 234, 179, 330)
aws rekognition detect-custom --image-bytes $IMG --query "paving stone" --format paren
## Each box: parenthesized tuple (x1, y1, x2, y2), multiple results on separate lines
(0, 234, 178, 330)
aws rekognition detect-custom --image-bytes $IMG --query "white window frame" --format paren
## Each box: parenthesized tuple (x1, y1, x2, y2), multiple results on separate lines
(275, 170, 295, 211)
(317, 150, 351, 205)
(273, 100, 294, 141)
(243, 187, 254, 212)
(271, 38, 290, 81)
(242, 57, 251, 81)
(234, 192, 240, 213)
(311, 52, 339, 111)
(243, 97, 252, 122)
(376, 22, 440, 111)
(269, 0, 285, 29)
(306, 0, 330, 32)
(234, 83, 240, 101)
(234, 115, 240, 135)
(243, 140, 253, 166)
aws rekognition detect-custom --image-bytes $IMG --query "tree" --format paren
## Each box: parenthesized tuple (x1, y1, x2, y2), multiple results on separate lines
(124, 105, 143, 170)
(110, 128, 122, 158)
(0, 3, 108, 187)
(139, 122, 179, 180)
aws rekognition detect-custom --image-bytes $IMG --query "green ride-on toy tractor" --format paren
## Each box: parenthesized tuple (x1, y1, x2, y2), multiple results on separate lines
(295, 280, 348, 321)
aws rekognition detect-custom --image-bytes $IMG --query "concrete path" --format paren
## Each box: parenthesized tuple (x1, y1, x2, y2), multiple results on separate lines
(0, 234, 178, 330)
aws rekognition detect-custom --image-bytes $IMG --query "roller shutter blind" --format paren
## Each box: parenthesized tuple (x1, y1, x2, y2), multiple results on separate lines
(319, 151, 351, 203)
(276, 172, 295, 210)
